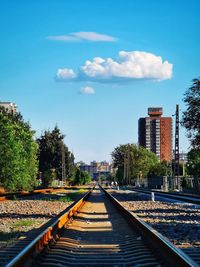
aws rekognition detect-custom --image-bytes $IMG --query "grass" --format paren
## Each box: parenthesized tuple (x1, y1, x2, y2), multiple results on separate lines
(57, 195, 72, 202)
(43, 188, 87, 202)
(12, 219, 35, 229)
(78, 188, 87, 193)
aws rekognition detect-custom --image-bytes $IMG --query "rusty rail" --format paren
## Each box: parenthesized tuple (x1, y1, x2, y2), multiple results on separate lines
(100, 185, 199, 267)
(6, 187, 94, 267)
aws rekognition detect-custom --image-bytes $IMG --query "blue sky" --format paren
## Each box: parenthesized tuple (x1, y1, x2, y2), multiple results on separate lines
(0, 0, 199, 163)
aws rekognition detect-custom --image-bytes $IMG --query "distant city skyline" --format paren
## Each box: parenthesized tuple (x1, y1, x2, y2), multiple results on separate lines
(1, 0, 199, 163)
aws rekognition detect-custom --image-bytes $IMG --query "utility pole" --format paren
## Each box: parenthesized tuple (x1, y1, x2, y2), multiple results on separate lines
(123, 149, 128, 184)
(61, 142, 66, 186)
(123, 144, 131, 185)
(123, 153, 126, 184)
(174, 104, 180, 190)
(127, 144, 130, 184)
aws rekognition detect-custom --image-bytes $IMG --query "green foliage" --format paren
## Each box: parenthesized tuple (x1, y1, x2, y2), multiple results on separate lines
(182, 78, 200, 147)
(148, 161, 170, 177)
(187, 148, 200, 176)
(42, 169, 57, 187)
(111, 144, 159, 183)
(0, 107, 38, 191)
(115, 167, 124, 183)
(37, 126, 75, 186)
(73, 168, 91, 185)
(186, 148, 200, 193)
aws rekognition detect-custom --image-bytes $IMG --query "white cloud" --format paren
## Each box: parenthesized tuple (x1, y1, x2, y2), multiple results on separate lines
(56, 68, 76, 80)
(81, 51, 172, 80)
(47, 32, 117, 42)
(72, 32, 117, 42)
(47, 35, 77, 41)
(79, 86, 95, 94)
(56, 51, 173, 82)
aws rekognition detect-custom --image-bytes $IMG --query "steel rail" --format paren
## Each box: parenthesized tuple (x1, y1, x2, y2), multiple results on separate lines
(6, 187, 94, 267)
(129, 188, 200, 204)
(100, 185, 199, 267)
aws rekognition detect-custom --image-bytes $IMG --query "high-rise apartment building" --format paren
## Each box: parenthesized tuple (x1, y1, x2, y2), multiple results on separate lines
(0, 102, 17, 113)
(138, 107, 172, 161)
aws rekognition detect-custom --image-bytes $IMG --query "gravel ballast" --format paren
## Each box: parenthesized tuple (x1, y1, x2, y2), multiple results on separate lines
(110, 189, 200, 248)
(0, 192, 75, 248)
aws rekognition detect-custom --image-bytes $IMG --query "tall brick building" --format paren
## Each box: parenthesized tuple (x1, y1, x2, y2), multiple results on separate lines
(138, 107, 172, 161)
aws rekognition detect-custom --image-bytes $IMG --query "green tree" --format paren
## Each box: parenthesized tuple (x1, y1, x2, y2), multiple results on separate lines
(73, 168, 91, 185)
(37, 126, 75, 187)
(43, 169, 57, 188)
(115, 167, 124, 184)
(0, 107, 38, 191)
(187, 148, 200, 193)
(182, 78, 200, 147)
(111, 144, 159, 184)
(81, 171, 91, 184)
(148, 161, 170, 177)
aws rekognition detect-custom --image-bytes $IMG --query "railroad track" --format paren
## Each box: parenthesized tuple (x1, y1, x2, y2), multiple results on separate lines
(128, 188, 200, 205)
(0, 186, 92, 202)
(0, 188, 59, 202)
(0, 188, 92, 266)
(5, 185, 199, 267)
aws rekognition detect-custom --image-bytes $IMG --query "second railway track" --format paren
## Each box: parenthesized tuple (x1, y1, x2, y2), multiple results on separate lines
(6, 185, 198, 267)
(127, 188, 200, 205)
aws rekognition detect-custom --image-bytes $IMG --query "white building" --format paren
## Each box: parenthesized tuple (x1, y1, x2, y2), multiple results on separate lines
(0, 102, 17, 113)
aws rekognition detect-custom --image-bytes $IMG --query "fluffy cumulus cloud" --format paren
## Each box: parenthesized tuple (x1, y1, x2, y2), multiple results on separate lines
(56, 51, 173, 82)
(79, 86, 95, 94)
(56, 68, 76, 80)
(47, 32, 117, 42)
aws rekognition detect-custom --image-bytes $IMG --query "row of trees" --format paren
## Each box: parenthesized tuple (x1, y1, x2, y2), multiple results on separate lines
(37, 126, 75, 187)
(111, 144, 168, 184)
(0, 108, 91, 191)
(37, 126, 91, 187)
